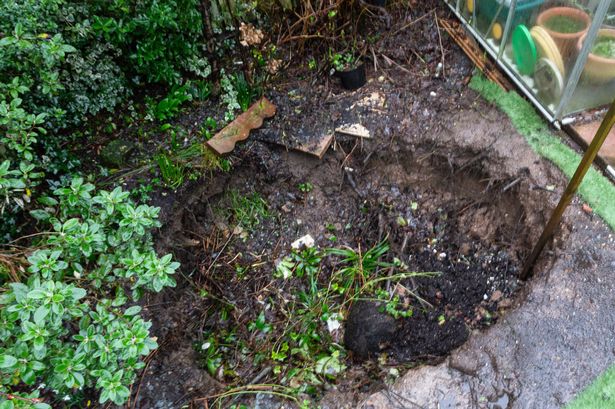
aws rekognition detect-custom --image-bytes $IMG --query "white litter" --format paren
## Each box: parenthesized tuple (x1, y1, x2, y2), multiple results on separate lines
(291, 234, 315, 249)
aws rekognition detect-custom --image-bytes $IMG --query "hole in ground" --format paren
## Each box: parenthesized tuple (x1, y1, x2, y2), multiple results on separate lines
(138, 142, 546, 407)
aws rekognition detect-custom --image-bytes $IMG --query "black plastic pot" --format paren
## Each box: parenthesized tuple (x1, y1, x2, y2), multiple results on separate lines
(337, 63, 366, 90)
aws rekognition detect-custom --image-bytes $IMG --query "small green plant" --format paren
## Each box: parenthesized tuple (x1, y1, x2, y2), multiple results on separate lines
(329, 50, 360, 72)
(375, 289, 413, 319)
(200, 117, 218, 140)
(248, 311, 273, 334)
(188, 80, 213, 101)
(220, 71, 260, 121)
(327, 240, 391, 292)
(298, 182, 313, 193)
(154, 83, 193, 122)
(227, 190, 268, 230)
(592, 35, 615, 58)
(155, 153, 184, 189)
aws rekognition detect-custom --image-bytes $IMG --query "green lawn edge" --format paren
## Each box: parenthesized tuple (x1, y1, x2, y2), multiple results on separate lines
(470, 75, 615, 408)
(469, 75, 615, 230)
(566, 365, 615, 409)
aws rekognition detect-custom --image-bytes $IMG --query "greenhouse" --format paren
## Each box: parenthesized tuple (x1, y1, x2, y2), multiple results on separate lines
(444, 0, 615, 124)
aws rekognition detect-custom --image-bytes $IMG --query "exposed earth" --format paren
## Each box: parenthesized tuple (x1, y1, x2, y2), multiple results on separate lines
(120, 3, 615, 409)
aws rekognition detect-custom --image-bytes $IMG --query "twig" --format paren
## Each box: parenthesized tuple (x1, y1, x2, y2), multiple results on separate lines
(130, 349, 158, 409)
(227, 367, 273, 407)
(434, 13, 447, 78)
(381, 54, 412, 74)
(370, 46, 378, 72)
(502, 177, 522, 193)
(344, 168, 364, 198)
(391, 11, 432, 36)
(204, 230, 235, 277)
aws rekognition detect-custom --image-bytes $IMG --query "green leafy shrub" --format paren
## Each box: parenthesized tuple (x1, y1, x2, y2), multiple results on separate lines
(0, 177, 179, 407)
(0, 0, 212, 237)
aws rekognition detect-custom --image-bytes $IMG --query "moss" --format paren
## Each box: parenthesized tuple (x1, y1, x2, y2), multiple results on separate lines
(544, 15, 586, 34)
(592, 36, 615, 59)
(469, 75, 615, 230)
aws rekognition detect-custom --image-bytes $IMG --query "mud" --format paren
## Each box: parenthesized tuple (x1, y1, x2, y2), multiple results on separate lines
(127, 2, 615, 409)
(133, 91, 563, 409)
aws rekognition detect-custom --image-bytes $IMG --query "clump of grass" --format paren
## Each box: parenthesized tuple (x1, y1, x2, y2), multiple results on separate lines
(227, 190, 269, 230)
(195, 239, 438, 407)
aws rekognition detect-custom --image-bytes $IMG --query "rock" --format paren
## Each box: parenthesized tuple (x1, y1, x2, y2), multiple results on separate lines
(291, 234, 314, 249)
(254, 392, 285, 409)
(344, 300, 396, 359)
(100, 139, 135, 167)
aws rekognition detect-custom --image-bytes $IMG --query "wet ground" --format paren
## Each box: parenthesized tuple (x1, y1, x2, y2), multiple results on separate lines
(123, 3, 615, 409)
(362, 210, 615, 409)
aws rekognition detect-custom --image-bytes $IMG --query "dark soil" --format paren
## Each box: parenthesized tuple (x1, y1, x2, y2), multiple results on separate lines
(128, 2, 556, 408)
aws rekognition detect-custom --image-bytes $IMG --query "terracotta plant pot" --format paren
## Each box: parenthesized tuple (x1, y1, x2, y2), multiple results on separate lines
(537, 6, 591, 61)
(577, 28, 615, 84)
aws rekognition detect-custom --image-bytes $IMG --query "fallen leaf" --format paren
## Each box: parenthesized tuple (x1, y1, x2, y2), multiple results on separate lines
(582, 203, 593, 214)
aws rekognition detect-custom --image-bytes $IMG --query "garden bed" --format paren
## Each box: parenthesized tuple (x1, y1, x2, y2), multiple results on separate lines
(119, 3, 569, 407)
(133, 101, 554, 409)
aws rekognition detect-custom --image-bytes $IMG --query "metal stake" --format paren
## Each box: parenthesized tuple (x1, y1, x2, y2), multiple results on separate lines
(521, 99, 615, 280)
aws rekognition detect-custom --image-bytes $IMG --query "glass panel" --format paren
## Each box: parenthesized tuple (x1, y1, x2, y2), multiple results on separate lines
(560, 1, 615, 115)
(458, 0, 523, 52)
(496, 0, 608, 116)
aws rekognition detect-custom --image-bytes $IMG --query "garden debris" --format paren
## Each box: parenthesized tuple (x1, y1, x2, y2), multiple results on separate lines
(351, 91, 386, 111)
(239, 22, 264, 47)
(335, 123, 371, 139)
(582, 203, 593, 214)
(291, 234, 315, 249)
(255, 87, 336, 158)
(439, 18, 509, 90)
(207, 97, 276, 155)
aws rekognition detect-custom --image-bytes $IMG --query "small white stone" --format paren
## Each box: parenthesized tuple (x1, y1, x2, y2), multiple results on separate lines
(430, 91, 437, 97)
(483, 294, 488, 300)
(291, 234, 314, 249)
(326, 314, 342, 333)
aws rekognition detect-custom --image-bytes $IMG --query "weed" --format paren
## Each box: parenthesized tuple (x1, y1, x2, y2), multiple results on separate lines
(248, 311, 273, 334)
(327, 240, 392, 292)
(154, 83, 193, 121)
(130, 178, 162, 202)
(200, 117, 218, 140)
(188, 80, 213, 101)
(226, 190, 268, 230)
(155, 153, 184, 189)
(328, 49, 361, 72)
(298, 182, 313, 193)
